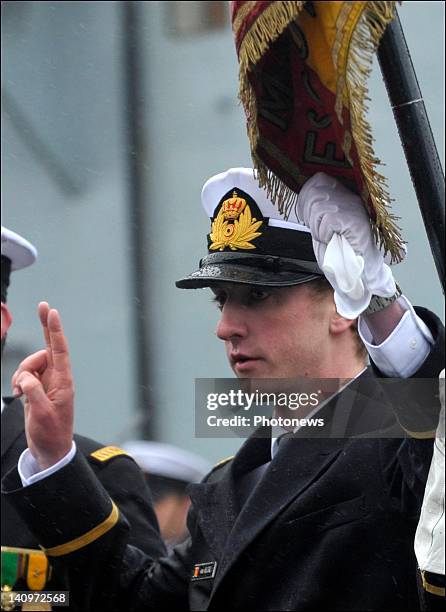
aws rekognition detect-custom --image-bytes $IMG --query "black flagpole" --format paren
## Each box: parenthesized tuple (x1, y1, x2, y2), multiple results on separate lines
(122, 1, 155, 439)
(377, 10, 445, 294)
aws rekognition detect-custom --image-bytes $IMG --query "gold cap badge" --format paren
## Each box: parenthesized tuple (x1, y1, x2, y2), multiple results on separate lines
(209, 191, 263, 251)
(221, 191, 247, 220)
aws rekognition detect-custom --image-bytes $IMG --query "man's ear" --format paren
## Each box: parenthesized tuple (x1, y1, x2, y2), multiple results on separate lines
(329, 310, 357, 336)
(1, 302, 13, 339)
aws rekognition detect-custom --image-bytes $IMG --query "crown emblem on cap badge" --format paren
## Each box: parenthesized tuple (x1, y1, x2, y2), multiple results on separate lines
(209, 191, 263, 251)
(221, 191, 246, 219)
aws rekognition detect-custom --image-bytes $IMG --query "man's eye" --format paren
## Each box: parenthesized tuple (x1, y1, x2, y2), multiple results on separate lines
(212, 294, 226, 310)
(249, 289, 270, 302)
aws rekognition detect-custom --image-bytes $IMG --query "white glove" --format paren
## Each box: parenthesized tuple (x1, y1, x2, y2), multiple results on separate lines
(296, 172, 399, 319)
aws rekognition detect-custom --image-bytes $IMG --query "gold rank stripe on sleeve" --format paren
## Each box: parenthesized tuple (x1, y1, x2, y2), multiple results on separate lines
(90, 446, 130, 462)
(401, 427, 438, 440)
(394, 415, 438, 439)
(422, 572, 446, 597)
(213, 455, 234, 470)
(43, 501, 119, 557)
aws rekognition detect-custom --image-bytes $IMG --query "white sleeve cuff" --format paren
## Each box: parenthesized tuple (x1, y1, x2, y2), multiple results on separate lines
(18, 442, 77, 487)
(358, 295, 434, 378)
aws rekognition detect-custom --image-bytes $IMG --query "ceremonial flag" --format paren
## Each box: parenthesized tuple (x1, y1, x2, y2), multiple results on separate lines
(232, 1, 404, 260)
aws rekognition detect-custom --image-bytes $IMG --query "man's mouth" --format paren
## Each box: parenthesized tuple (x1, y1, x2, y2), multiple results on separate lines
(230, 353, 262, 372)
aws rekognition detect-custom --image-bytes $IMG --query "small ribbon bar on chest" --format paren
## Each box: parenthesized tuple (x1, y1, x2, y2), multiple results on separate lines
(191, 561, 217, 581)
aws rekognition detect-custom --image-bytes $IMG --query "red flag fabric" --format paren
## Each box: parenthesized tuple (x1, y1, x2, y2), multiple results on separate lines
(232, 1, 404, 261)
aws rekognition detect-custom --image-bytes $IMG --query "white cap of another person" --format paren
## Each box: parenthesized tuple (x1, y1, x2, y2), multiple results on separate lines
(1, 226, 38, 271)
(122, 441, 212, 484)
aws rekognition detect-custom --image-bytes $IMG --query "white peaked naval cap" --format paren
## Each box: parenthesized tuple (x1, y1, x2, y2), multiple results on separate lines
(176, 167, 323, 289)
(122, 441, 212, 484)
(1, 226, 38, 271)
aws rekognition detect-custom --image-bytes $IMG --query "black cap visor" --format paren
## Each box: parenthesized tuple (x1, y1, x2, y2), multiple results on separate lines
(176, 252, 323, 289)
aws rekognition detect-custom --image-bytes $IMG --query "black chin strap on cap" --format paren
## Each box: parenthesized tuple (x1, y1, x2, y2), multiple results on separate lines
(199, 252, 324, 275)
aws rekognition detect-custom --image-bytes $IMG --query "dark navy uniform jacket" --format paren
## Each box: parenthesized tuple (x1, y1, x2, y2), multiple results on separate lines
(1, 399, 166, 599)
(2, 308, 444, 611)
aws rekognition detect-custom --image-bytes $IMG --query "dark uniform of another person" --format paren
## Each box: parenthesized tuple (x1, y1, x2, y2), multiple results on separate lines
(1, 171, 444, 611)
(122, 441, 211, 551)
(1, 226, 166, 609)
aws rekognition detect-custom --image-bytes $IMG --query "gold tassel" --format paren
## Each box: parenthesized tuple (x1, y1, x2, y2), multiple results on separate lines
(345, 1, 405, 261)
(237, 2, 306, 216)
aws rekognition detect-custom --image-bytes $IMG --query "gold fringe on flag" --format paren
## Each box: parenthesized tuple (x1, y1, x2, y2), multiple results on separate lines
(233, 1, 405, 261)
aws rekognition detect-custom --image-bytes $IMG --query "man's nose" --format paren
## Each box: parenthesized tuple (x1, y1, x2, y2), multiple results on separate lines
(215, 302, 248, 342)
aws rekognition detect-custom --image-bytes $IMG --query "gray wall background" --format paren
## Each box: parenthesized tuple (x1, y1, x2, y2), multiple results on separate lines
(2, 1, 444, 464)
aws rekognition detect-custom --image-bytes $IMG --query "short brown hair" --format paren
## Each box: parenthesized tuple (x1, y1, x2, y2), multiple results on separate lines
(308, 277, 368, 362)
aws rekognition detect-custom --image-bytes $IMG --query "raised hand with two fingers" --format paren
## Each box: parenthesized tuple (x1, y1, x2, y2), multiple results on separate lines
(12, 302, 74, 470)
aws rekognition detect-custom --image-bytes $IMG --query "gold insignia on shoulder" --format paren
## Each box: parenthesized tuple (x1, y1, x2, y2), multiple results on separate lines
(210, 192, 263, 251)
(90, 446, 129, 463)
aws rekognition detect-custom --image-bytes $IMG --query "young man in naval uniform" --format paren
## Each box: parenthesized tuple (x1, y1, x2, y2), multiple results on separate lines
(1, 227, 166, 602)
(2, 171, 444, 611)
